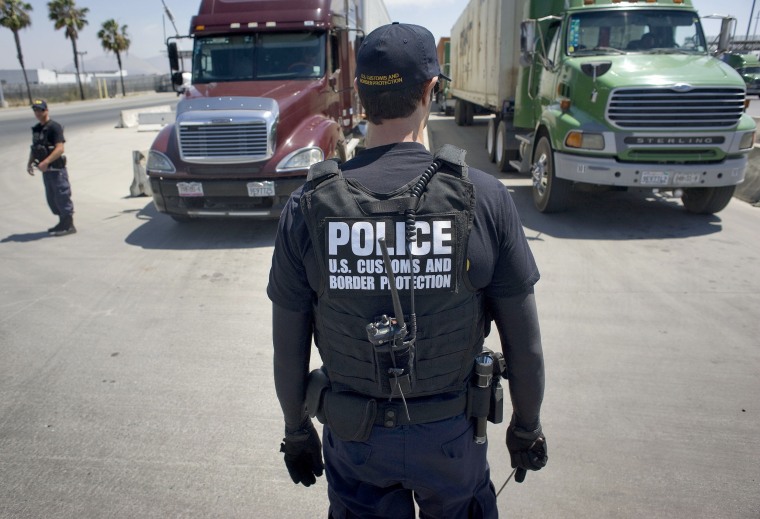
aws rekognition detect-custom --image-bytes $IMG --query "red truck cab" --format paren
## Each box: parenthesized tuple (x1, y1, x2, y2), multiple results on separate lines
(147, 0, 387, 221)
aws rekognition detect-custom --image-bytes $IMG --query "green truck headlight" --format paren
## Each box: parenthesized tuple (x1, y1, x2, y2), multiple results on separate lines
(146, 150, 176, 173)
(739, 131, 755, 150)
(276, 147, 324, 171)
(565, 131, 605, 151)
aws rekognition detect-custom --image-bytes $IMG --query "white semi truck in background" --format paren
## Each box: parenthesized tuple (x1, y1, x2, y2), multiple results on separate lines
(449, 0, 756, 214)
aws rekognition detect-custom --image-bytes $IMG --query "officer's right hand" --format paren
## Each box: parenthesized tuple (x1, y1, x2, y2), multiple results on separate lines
(26, 165, 35, 176)
(280, 419, 324, 487)
(506, 423, 548, 483)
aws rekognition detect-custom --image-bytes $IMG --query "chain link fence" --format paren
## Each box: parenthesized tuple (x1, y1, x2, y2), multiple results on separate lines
(1, 75, 175, 107)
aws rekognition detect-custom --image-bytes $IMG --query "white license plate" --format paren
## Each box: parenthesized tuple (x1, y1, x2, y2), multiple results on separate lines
(672, 172, 701, 185)
(177, 182, 204, 197)
(640, 172, 670, 186)
(247, 181, 275, 197)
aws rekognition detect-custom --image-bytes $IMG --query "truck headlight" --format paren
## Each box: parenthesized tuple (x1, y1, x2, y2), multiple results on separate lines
(276, 147, 324, 171)
(565, 131, 605, 151)
(739, 131, 755, 150)
(146, 150, 176, 173)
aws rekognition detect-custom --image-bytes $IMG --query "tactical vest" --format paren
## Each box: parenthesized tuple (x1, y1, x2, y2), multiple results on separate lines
(301, 145, 486, 399)
(31, 121, 66, 169)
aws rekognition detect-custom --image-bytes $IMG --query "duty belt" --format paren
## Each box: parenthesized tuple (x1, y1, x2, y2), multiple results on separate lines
(375, 392, 467, 428)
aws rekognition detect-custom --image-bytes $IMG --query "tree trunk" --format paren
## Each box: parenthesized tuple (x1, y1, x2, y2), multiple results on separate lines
(116, 52, 126, 97)
(70, 37, 85, 100)
(13, 30, 33, 105)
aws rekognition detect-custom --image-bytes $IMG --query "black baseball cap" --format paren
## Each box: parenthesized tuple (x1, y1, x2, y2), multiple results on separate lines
(356, 22, 450, 92)
(32, 99, 48, 111)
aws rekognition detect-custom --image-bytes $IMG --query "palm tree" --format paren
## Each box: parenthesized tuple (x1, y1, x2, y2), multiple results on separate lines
(0, 0, 34, 104)
(97, 19, 130, 97)
(47, 0, 88, 100)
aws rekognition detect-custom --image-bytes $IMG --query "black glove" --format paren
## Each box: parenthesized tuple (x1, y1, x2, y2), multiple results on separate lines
(280, 420, 324, 487)
(506, 423, 547, 483)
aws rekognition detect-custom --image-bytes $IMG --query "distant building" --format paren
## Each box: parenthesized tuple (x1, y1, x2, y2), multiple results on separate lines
(0, 68, 128, 86)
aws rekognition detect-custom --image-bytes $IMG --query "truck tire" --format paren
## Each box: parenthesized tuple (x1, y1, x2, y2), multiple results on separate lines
(486, 118, 497, 162)
(464, 101, 474, 126)
(454, 99, 466, 126)
(681, 186, 736, 214)
(495, 120, 518, 172)
(531, 135, 572, 213)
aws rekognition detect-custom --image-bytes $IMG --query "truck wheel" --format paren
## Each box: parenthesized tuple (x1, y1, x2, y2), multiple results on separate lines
(681, 186, 736, 214)
(464, 101, 474, 126)
(495, 120, 518, 172)
(531, 135, 571, 213)
(454, 99, 466, 126)
(486, 118, 497, 162)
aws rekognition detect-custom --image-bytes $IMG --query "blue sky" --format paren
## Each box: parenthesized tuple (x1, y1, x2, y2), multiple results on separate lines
(0, 0, 755, 71)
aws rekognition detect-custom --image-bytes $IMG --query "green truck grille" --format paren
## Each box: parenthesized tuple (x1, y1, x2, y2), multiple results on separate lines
(607, 87, 746, 129)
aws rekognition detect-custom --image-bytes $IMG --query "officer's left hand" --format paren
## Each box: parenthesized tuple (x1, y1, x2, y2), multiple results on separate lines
(280, 420, 324, 487)
(506, 423, 547, 483)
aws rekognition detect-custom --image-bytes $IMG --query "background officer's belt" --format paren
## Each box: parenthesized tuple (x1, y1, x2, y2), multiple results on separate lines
(375, 392, 467, 428)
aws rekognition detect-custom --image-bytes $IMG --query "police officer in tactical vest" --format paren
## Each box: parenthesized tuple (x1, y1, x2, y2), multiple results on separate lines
(27, 99, 76, 236)
(268, 22, 547, 518)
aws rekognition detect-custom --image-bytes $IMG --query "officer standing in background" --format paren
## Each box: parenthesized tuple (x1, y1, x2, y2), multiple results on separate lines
(268, 22, 547, 518)
(27, 99, 76, 236)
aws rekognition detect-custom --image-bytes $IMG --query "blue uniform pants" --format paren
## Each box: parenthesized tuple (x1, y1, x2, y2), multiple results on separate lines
(324, 413, 498, 519)
(43, 168, 74, 217)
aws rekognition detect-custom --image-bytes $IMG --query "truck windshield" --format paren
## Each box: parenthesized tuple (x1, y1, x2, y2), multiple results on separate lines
(192, 32, 326, 83)
(566, 10, 707, 56)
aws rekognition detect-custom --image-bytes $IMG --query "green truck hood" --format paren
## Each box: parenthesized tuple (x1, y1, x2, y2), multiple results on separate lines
(581, 53, 741, 88)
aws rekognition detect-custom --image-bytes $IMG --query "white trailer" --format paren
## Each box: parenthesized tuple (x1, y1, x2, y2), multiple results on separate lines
(449, 0, 525, 126)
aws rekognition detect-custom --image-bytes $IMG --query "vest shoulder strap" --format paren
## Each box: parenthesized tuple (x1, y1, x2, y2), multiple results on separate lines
(433, 144, 468, 179)
(306, 158, 342, 187)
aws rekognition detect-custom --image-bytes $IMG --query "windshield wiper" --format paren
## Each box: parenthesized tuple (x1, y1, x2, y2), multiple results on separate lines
(572, 46, 626, 56)
(646, 48, 697, 55)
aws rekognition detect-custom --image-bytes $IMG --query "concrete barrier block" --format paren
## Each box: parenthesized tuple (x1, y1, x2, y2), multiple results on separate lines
(117, 105, 173, 129)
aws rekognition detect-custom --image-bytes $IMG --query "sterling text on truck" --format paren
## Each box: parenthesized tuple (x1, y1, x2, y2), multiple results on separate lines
(146, 0, 390, 221)
(449, 0, 756, 214)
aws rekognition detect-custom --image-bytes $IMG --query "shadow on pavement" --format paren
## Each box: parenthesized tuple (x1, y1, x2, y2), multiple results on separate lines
(1, 231, 53, 243)
(124, 202, 279, 250)
(509, 185, 724, 241)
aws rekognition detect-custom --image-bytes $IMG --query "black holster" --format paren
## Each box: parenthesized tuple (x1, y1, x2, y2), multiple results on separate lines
(305, 367, 377, 442)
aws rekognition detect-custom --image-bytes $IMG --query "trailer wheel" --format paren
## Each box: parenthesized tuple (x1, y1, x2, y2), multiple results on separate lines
(681, 186, 735, 214)
(531, 135, 571, 213)
(464, 101, 474, 126)
(454, 99, 466, 126)
(486, 118, 497, 162)
(495, 120, 518, 172)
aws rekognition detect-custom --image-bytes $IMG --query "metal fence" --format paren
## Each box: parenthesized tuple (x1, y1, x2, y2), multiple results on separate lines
(1, 75, 174, 107)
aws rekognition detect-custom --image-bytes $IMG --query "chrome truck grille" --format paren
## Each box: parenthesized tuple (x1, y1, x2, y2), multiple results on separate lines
(179, 121, 268, 160)
(175, 97, 279, 164)
(607, 87, 746, 129)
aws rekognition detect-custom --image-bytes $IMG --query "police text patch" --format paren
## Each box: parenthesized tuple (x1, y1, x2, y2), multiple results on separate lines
(324, 216, 458, 296)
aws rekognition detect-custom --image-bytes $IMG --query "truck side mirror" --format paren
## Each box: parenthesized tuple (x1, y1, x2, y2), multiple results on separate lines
(717, 17, 735, 55)
(172, 71, 185, 88)
(520, 21, 536, 67)
(168, 42, 180, 72)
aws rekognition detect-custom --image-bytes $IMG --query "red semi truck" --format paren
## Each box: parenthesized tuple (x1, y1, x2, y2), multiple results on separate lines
(146, 0, 390, 221)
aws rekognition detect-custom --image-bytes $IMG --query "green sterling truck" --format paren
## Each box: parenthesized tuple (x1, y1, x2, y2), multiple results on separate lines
(450, 0, 756, 214)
